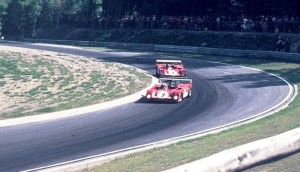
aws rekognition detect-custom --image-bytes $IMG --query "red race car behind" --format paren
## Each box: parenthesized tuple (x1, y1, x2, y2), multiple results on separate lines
(156, 60, 187, 78)
(146, 78, 192, 103)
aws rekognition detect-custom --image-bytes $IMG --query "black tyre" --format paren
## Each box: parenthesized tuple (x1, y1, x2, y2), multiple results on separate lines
(174, 94, 182, 103)
(188, 90, 192, 97)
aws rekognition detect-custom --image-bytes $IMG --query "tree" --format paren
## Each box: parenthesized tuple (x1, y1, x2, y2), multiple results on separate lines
(23, 0, 41, 37)
(2, 0, 24, 37)
(37, 0, 54, 29)
(102, 0, 120, 16)
(1, 0, 300, 38)
(0, 0, 9, 37)
(62, 0, 83, 15)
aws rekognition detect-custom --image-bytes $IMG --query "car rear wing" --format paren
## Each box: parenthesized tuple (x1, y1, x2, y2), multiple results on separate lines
(156, 59, 182, 64)
(159, 78, 192, 84)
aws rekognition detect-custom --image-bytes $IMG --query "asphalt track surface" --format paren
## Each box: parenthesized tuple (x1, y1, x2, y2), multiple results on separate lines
(0, 43, 291, 171)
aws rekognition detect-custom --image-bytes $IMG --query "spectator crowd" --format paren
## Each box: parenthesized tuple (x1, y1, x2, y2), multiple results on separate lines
(60, 14, 300, 33)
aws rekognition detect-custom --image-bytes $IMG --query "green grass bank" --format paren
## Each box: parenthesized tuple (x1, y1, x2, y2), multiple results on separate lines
(0, 47, 151, 118)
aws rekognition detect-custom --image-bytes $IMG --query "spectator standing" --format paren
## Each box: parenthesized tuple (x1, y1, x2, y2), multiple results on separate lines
(145, 16, 151, 29)
(151, 15, 156, 29)
(216, 16, 221, 30)
(285, 38, 291, 52)
(275, 36, 285, 52)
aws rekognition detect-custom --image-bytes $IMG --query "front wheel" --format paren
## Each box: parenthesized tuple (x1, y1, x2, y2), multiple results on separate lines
(156, 67, 159, 76)
(188, 90, 192, 97)
(174, 94, 182, 103)
(178, 94, 183, 102)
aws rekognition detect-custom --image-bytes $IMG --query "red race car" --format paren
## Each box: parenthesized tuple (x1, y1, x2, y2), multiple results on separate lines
(146, 78, 192, 103)
(156, 60, 187, 78)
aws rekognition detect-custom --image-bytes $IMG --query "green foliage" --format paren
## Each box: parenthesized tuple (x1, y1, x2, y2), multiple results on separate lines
(0, 0, 9, 34)
(23, 0, 41, 37)
(37, 107, 54, 112)
(62, 0, 83, 14)
(101, 0, 300, 17)
(2, 0, 24, 37)
(1, 0, 300, 38)
(0, 58, 21, 75)
(0, 80, 6, 86)
(1, 0, 103, 37)
(37, 0, 54, 29)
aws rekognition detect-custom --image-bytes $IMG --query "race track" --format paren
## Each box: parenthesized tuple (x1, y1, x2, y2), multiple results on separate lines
(0, 43, 291, 171)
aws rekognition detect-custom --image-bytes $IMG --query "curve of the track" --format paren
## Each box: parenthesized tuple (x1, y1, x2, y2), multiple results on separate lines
(0, 43, 290, 171)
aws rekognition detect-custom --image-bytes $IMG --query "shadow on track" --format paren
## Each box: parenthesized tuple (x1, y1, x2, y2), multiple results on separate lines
(135, 96, 186, 104)
(209, 72, 287, 88)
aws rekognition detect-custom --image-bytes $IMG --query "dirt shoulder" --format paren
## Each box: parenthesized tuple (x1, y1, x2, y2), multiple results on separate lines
(0, 45, 151, 119)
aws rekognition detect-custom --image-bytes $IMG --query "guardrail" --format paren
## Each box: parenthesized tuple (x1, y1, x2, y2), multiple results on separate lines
(25, 39, 300, 62)
(164, 127, 300, 172)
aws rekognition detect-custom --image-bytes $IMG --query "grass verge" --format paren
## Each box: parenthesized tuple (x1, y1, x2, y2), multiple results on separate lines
(0, 49, 151, 118)
(86, 52, 300, 172)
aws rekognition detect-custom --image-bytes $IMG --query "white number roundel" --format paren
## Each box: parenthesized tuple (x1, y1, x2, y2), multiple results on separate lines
(157, 91, 169, 98)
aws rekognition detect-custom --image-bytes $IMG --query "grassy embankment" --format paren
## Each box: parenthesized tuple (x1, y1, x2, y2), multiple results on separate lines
(0, 50, 151, 118)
